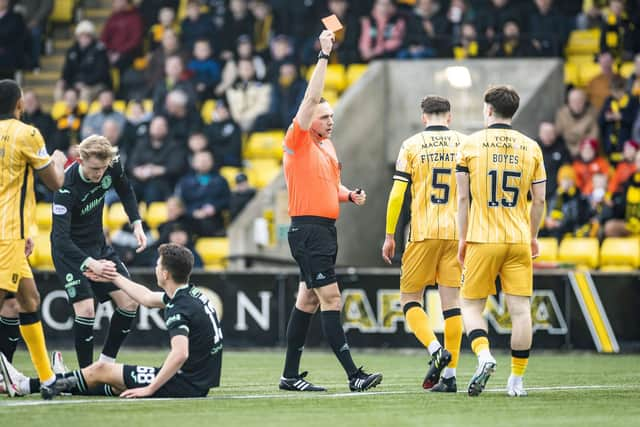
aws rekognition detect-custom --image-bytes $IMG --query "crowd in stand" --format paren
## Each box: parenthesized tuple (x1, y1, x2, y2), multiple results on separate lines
(1, 0, 640, 264)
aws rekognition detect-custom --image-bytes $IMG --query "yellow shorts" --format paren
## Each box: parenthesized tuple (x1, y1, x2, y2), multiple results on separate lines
(0, 240, 33, 293)
(461, 242, 532, 299)
(400, 239, 461, 293)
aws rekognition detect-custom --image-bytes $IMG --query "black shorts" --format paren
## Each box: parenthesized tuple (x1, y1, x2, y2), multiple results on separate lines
(122, 365, 209, 398)
(53, 245, 130, 304)
(288, 216, 338, 288)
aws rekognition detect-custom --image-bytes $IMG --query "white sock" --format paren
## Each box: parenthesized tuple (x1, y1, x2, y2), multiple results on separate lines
(99, 354, 116, 363)
(427, 340, 442, 355)
(442, 367, 456, 379)
(478, 349, 493, 362)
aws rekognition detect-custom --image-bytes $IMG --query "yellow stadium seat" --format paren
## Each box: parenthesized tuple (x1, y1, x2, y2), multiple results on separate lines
(244, 130, 285, 161)
(138, 202, 147, 221)
(567, 54, 596, 64)
(619, 62, 634, 79)
(107, 203, 129, 231)
(36, 203, 52, 232)
(245, 159, 281, 189)
(600, 265, 635, 272)
(50, 0, 75, 24)
(346, 64, 368, 87)
(146, 202, 168, 229)
(219, 166, 242, 190)
(201, 100, 217, 125)
(51, 100, 89, 120)
(558, 237, 599, 269)
(195, 237, 229, 269)
(537, 237, 558, 263)
(600, 237, 640, 269)
(564, 63, 580, 86)
(322, 89, 339, 106)
(88, 100, 101, 114)
(565, 29, 600, 56)
(578, 62, 602, 87)
(306, 64, 347, 93)
(32, 235, 54, 270)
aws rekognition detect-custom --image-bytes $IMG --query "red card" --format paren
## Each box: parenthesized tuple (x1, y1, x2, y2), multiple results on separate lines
(322, 14, 343, 33)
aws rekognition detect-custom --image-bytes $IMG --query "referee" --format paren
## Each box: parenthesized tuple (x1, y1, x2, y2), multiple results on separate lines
(278, 30, 382, 393)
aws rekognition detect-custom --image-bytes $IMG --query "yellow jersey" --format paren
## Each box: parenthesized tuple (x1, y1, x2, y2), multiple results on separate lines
(394, 126, 466, 241)
(0, 118, 51, 241)
(456, 124, 546, 244)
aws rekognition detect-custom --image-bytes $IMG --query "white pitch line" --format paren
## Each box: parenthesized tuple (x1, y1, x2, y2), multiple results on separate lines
(1, 384, 638, 407)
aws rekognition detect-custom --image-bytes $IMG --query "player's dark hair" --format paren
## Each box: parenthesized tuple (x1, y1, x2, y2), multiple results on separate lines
(421, 96, 450, 115)
(484, 85, 519, 119)
(0, 80, 22, 116)
(158, 243, 194, 284)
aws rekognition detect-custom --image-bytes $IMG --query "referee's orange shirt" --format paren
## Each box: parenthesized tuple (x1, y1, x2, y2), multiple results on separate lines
(283, 119, 342, 219)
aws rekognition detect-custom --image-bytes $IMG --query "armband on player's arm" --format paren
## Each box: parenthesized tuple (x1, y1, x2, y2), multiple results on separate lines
(385, 180, 408, 235)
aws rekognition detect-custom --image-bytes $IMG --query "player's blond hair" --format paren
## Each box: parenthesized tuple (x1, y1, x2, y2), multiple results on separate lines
(78, 135, 118, 164)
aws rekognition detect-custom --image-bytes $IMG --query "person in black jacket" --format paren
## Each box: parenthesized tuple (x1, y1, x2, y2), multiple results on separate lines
(399, 0, 449, 59)
(0, 0, 27, 79)
(128, 115, 188, 204)
(254, 61, 306, 131)
(538, 121, 571, 200)
(529, 0, 568, 56)
(21, 90, 54, 140)
(204, 100, 242, 167)
(55, 20, 111, 103)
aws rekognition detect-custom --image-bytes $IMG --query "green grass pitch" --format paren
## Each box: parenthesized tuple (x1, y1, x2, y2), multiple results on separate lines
(2, 349, 640, 427)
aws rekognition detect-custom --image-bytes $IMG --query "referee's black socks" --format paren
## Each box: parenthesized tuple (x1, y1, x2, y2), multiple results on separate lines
(321, 310, 358, 378)
(283, 307, 313, 378)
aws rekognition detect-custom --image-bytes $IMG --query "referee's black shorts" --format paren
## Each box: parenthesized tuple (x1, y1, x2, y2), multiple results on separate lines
(288, 216, 337, 288)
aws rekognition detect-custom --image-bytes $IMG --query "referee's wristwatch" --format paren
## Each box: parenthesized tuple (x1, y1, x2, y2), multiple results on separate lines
(318, 51, 330, 61)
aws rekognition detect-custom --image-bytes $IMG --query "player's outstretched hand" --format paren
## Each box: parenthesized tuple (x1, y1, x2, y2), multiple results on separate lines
(351, 189, 366, 206)
(86, 259, 117, 279)
(319, 30, 334, 54)
(382, 235, 395, 265)
(25, 237, 34, 257)
(83, 270, 111, 282)
(120, 386, 153, 399)
(133, 221, 148, 253)
(457, 239, 467, 266)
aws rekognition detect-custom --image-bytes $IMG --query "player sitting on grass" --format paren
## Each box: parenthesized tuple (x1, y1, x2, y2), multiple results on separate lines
(0, 244, 223, 398)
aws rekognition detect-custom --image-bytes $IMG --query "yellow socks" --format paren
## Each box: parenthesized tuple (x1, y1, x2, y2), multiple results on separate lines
(511, 349, 530, 377)
(468, 329, 490, 357)
(19, 312, 54, 382)
(404, 302, 439, 353)
(443, 308, 463, 369)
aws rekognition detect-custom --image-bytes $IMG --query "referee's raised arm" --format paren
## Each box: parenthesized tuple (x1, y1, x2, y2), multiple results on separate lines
(295, 30, 334, 130)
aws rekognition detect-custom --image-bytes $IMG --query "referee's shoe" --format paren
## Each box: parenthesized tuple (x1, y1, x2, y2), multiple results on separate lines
(349, 367, 383, 392)
(279, 371, 326, 392)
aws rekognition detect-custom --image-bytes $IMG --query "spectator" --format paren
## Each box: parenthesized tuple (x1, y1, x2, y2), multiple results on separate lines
(220, 0, 254, 56)
(180, 0, 216, 51)
(138, 0, 179, 31)
(626, 53, 640, 96)
(21, 90, 54, 139)
(538, 121, 571, 200)
(187, 132, 209, 159)
(156, 196, 194, 245)
(51, 88, 86, 154)
(215, 35, 266, 97)
(110, 220, 156, 266)
(359, 0, 407, 61)
(266, 35, 294, 83)
(14, 0, 53, 70)
(187, 39, 222, 101)
(225, 59, 272, 132)
(56, 20, 111, 103)
(446, 0, 474, 39)
(608, 139, 639, 195)
(603, 151, 640, 236)
(230, 172, 256, 219)
(125, 99, 153, 143)
(544, 165, 591, 240)
(600, 0, 638, 61)
(587, 50, 620, 111)
(162, 89, 202, 143)
(101, 0, 144, 72)
(476, 0, 523, 43)
(128, 115, 188, 203)
(0, 0, 26, 79)
(555, 88, 600, 157)
(489, 20, 535, 57)
(102, 118, 131, 166)
(204, 100, 243, 167)
(145, 28, 184, 96)
(165, 223, 204, 267)
(254, 61, 306, 130)
(577, 0, 606, 29)
(250, 0, 276, 55)
(148, 7, 179, 52)
(573, 138, 610, 196)
(321, 0, 361, 65)
(452, 22, 486, 59)
(529, 0, 568, 56)
(152, 55, 197, 113)
(81, 89, 127, 139)
(599, 76, 640, 164)
(399, 0, 448, 58)
(175, 151, 231, 236)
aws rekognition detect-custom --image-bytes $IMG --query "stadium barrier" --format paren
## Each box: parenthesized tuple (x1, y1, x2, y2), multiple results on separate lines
(32, 269, 639, 352)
